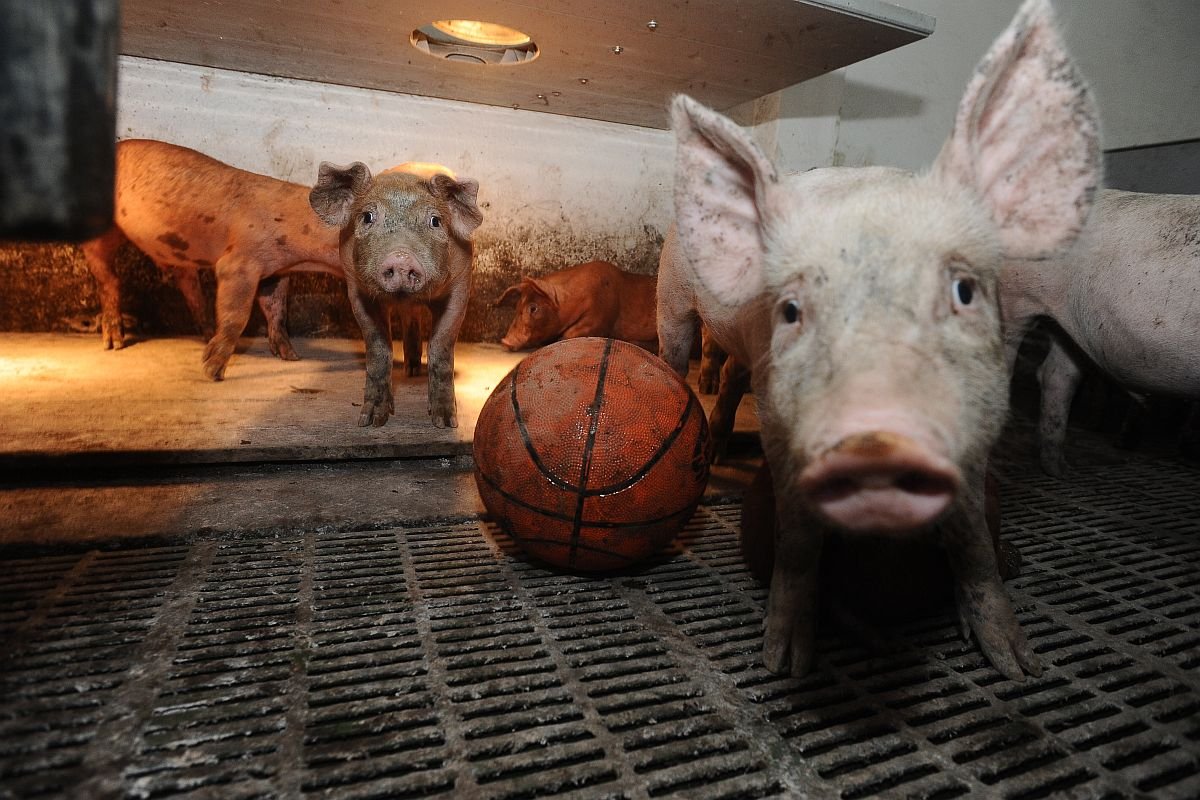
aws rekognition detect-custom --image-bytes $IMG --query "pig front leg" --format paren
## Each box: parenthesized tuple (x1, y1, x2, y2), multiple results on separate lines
(202, 257, 259, 380)
(761, 460, 826, 677)
(758, 506, 825, 676)
(1036, 335, 1084, 477)
(942, 471, 1041, 680)
(80, 228, 128, 350)
(348, 287, 394, 427)
(256, 275, 299, 362)
(426, 278, 470, 429)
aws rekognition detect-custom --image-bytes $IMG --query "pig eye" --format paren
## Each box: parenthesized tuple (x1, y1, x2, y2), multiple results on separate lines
(429, 214, 442, 228)
(360, 209, 376, 226)
(780, 299, 801, 325)
(952, 277, 975, 308)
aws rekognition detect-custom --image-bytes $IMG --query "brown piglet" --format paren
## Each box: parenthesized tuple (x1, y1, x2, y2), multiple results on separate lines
(497, 260, 657, 352)
(82, 139, 345, 376)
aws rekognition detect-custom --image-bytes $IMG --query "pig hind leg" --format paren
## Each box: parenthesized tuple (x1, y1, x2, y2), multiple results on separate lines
(80, 228, 129, 350)
(656, 298, 700, 380)
(698, 325, 727, 395)
(710, 357, 750, 462)
(202, 256, 259, 380)
(1036, 334, 1085, 477)
(256, 275, 299, 361)
(170, 265, 216, 342)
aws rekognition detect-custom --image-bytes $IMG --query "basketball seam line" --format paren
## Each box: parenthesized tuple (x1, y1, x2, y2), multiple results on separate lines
(568, 338, 614, 568)
(475, 465, 703, 529)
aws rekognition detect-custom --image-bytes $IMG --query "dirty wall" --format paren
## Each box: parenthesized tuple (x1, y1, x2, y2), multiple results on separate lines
(0, 57, 675, 342)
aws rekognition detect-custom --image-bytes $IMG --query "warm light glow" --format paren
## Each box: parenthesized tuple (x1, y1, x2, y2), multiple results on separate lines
(430, 19, 531, 47)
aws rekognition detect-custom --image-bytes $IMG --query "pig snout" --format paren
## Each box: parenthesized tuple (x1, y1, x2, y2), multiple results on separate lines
(375, 251, 428, 294)
(798, 431, 961, 533)
(499, 333, 526, 352)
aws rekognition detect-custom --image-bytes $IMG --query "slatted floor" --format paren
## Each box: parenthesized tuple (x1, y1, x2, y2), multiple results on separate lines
(2, 456, 1199, 799)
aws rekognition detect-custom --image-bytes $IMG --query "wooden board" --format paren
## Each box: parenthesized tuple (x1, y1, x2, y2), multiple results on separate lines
(119, 0, 932, 129)
(0, 334, 759, 468)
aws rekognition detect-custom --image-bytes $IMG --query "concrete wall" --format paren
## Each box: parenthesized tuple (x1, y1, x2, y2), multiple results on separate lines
(752, 0, 1200, 173)
(0, 56, 674, 342)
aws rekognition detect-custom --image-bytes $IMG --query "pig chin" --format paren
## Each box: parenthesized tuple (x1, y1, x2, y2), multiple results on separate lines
(797, 431, 961, 534)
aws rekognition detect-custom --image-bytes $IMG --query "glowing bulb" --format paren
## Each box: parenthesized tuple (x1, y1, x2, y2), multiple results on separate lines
(430, 20, 531, 47)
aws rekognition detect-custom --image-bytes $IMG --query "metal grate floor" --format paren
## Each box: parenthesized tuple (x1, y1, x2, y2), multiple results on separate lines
(2, 458, 1199, 799)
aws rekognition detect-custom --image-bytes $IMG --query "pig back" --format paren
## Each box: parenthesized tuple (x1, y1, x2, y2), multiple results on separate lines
(111, 139, 339, 270)
(1059, 190, 1200, 394)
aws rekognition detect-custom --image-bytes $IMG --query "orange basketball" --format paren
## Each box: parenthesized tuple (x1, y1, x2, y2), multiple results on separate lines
(474, 337, 711, 572)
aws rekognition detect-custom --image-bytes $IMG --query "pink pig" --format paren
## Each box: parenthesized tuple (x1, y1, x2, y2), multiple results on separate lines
(1002, 190, 1200, 475)
(657, 0, 1101, 679)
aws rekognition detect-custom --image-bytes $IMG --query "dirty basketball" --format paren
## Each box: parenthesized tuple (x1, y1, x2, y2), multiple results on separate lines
(474, 337, 711, 572)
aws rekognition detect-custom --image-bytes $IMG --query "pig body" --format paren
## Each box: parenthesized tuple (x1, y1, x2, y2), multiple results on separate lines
(1002, 190, 1200, 475)
(498, 260, 657, 351)
(658, 0, 1101, 679)
(81, 139, 345, 376)
(310, 163, 482, 428)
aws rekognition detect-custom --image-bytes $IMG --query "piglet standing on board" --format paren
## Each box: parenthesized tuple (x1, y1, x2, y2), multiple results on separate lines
(657, 0, 1101, 679)
(310, 162, 483, 428)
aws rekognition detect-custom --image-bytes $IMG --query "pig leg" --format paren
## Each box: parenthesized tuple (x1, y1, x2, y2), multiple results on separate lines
(657, 299, 699, 379)
(759, 434, 825, 677)
(348, 287, 394, 427)
(80, 228, 128, 350)
(256, 275, 299, 361)
(698, 326, 727, 395)
(942, 471, 1041, 680)
(398, 307, 423, 377)
(763, 507, 825, 677)
(426, 277, 470, 428)
(709, 357, 750, 462)
(1036, 335, 1084, 477)
(201, 256, 259, 380)
(169, 265, 216, 342)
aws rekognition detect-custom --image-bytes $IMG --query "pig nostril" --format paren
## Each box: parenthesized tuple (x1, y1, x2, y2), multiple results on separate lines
(810, 477, 857, 504)
(895, 471, 955, 496)
(382, 267, 396, 280)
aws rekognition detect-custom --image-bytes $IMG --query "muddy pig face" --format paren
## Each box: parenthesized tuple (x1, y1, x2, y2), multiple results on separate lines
(497, 279, 560, 351)
(310, 164, 482, 298)
(761, 170, 1008, 531)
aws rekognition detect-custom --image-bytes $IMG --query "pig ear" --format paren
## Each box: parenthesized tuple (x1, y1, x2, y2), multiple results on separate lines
(932, 0, 1101, 259)
(309, 162, 373, 228)
(429, 175, 484, 240)
(526, 277, 557, 307)
(496, 285, 523, 307)
(670, 94, 778, 307)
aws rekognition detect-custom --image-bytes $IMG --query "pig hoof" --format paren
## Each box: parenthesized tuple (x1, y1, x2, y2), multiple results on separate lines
(761, 630, 816, 678)
(405, 363, 422, 378)
(274, 344, 301, 361)
(1040, 454, 1067, 478)
(957, 590, 1041, 680)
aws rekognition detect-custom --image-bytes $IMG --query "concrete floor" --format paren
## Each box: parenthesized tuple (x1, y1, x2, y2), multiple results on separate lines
(0, 333, 762, 547)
